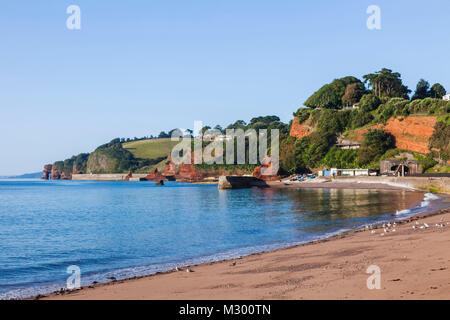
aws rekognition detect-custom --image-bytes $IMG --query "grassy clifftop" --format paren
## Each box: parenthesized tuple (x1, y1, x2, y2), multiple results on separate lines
(122, 138, 178, 160)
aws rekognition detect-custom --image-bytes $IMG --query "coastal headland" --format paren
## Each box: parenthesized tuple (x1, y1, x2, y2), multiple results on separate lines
(40, 197, 450, 300)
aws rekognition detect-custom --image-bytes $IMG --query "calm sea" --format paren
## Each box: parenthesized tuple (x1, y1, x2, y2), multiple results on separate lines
(0, 180, 444, 299)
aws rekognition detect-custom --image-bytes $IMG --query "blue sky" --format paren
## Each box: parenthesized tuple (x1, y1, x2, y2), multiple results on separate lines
(1, 0, 449, 175)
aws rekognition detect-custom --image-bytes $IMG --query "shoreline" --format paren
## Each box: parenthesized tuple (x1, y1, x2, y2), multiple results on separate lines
(33, 192, 450, 300)
(267, 180, 417, 191)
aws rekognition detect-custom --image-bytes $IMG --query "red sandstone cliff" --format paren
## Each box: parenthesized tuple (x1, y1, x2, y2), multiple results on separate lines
(163, 158, 177, 177)
(290, 116, 313, 139)
(353, 116, 436, 154)
(161, 152, 204, 181)
(145, 168, 166, 181)
(42, 165, 53, 180)
(290, 115, 437, 155)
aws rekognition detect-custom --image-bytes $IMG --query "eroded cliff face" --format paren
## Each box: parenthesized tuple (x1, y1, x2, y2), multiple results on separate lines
(86, 152, 117, 174)
(41, 165, 52, 180)
(145, 168, 166, 181)
(290, 117, 313, 139)
(50, 166, 72, 180)
(354, 116, 436, 154)
(290, 115, 437, 155)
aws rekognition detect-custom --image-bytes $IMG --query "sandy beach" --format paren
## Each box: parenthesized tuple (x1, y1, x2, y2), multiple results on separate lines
(41, 194, 450, 300)
(267, 180, 414, 190)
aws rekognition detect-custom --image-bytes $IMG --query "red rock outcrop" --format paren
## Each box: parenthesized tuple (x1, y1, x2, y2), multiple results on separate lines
(162, 152, 204, 181)
(176, 164, 203, 181)
(290, 117, 313, 139)
(60, 172, 72, 180)
(354, 116, 436, 154)
(145, 168, 166, 181)
(50, 166, 61, 180)
(50, 166, 72, 180)
(123, 171, 132, 181)
(163, 158, 177, 177)
(253, 156, 279, 181)
(42, 164, 53, 180)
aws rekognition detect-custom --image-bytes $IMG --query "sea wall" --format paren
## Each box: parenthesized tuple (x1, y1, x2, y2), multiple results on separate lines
(218, 176, 268, 189)
(72, 174, 148, 181)
(333, 176, 450, 193)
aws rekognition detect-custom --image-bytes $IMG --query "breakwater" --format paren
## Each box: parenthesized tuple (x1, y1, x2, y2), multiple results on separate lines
(72, 174, 148, 181)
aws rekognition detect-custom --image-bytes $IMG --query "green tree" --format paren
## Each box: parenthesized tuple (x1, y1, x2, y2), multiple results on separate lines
(411, 79, 431, 100)
(358, 129, 395, 165)
(323, 147, 358, 169)
(350, 110, 374, 129)
(158, 131, 169, 138)
(359, 93, 381, 112)
(304, 76, 364, 109)
(342, 82, 365, 106)
(249, 115, 280, 125)
(279, 136, 297, 173)
(363, 68, 410, 99)
(429, 121, 450, 160)
(304, 83, 341, 109)
(294, 108, 312, 123)
(226, 120, 247, 129)
(200, 126, 212, 135)
(294, 131, 336, 171)
(317, 109, 347, 134)
(430, 83, 446, 99)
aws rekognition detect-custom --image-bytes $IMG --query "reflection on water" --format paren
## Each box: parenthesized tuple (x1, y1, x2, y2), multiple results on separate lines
(0, 180, 429, 298)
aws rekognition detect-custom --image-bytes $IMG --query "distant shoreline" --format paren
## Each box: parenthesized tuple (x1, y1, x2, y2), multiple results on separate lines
(0, 172, 42, 179)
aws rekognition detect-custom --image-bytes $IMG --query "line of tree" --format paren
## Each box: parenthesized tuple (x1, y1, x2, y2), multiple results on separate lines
(303, 68, 447, 110)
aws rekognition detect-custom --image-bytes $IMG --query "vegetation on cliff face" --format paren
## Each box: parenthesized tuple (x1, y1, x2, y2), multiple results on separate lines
(357, 129, 395, 166)
(53, 153, 89, 177)
(86, 139, 165, 174)
(194, 115, 291, 174)
(429, 121, 450, 160)
(287, 68, 449, 172)
(87, 139, 138, 174)
(304, 76, 365, 109)
(294, 131, 336, 172)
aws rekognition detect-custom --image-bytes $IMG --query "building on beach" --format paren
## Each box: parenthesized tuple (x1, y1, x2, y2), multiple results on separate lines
(330, 168, 372, 176)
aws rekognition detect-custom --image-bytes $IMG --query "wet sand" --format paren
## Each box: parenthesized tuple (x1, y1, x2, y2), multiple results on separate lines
(41, 196, 450, 300)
